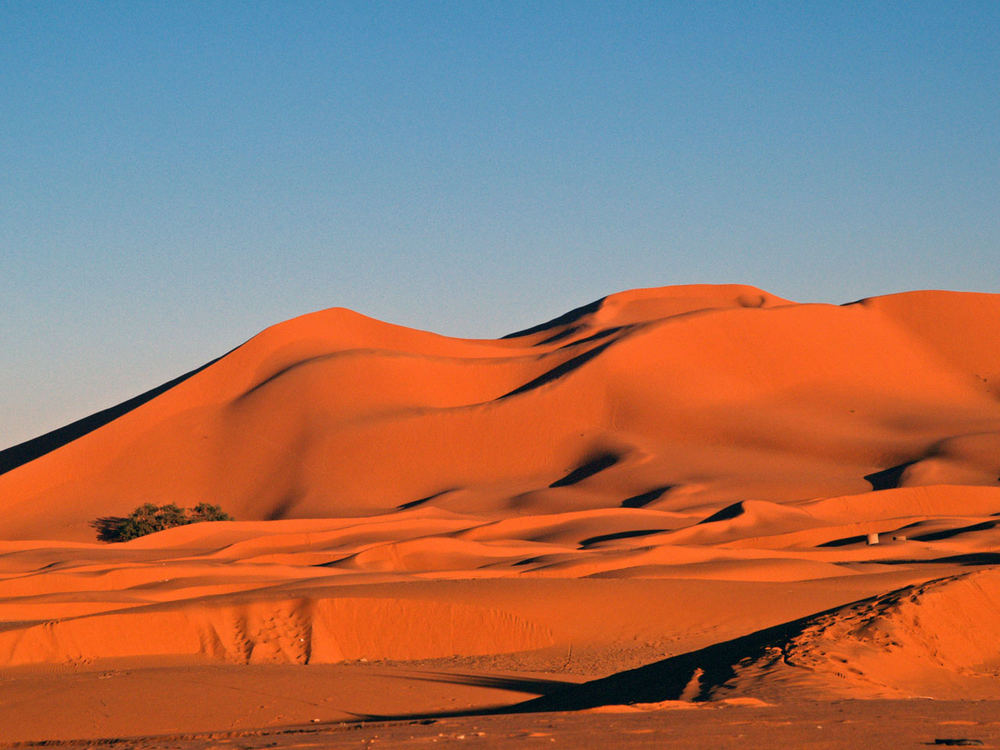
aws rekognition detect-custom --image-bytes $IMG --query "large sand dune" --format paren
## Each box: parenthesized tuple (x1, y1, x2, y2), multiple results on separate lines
(2, 284, 1000, 742)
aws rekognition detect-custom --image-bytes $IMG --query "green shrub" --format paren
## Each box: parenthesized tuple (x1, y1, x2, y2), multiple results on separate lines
(189, 502, 233, 522)
(92, 503, 233, 542)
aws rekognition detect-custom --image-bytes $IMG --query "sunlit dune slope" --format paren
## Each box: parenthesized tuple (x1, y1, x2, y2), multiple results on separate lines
(519, 567, 1000, 708)
(3, 283, 1000, 695)
(2, 284, 1000, 541)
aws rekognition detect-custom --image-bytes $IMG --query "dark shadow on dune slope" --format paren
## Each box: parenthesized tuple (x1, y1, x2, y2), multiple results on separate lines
(579, 528, 667, 547)
(533, 322, 626, 350)
(878, 552, 1000, 566)
(555, 325, 625, 350)
(818, 534, 870, 548)
(621, 485, 674, 509)
(379, 671, 576, 696)
(864, 460, 920, 491)
(699, 501, 747, 524)
(0, 353, 228, 477)
(500, 341, 614, 399)
(502, 297, 606, 339)
(397, 489, 456, 511)
(534, 325, 582, 345)
(912, 521, 999, 542)
(550, 452, 620, 488)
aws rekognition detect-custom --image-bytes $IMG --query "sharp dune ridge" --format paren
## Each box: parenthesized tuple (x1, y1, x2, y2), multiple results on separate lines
(2, 283, 1000, 734)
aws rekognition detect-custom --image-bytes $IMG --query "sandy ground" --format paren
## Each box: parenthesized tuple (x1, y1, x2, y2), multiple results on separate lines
(1, 284, 999, 746)
(6, 693, 1000, 749)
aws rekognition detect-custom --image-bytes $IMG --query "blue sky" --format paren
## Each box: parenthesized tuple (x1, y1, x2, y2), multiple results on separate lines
(3, 1, 999, 448)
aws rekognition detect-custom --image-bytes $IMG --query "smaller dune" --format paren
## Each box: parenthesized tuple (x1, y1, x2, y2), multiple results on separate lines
(517, 567, 1000, 712)
(656, 500, 819, 546)
(0, 594, 553, 667)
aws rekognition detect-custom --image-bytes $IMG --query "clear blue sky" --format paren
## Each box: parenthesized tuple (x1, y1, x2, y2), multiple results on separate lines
(3, 1, 999, 448)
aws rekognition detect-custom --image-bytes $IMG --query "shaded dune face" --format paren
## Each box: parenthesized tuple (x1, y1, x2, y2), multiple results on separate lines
(2, 284, 998, 540)
(2, 284, 1000, 697)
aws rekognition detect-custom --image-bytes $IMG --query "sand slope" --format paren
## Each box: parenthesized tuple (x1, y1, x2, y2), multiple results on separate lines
(3, 284, 999, 540)
(1, 284, 1000, 733)
(520, 567, 1000, 711)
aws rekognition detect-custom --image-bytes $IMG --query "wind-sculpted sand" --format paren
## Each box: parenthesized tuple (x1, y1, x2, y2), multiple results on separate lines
(1, 284, 999, 746)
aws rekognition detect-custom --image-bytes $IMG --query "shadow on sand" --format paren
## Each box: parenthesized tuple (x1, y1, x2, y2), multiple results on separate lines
(0, 353, 229, 477)
(500, 340, 615, 399)
(349, 601, 858, 723)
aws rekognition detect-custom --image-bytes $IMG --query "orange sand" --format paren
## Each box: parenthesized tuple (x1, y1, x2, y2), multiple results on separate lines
(1, 284, 999, 744)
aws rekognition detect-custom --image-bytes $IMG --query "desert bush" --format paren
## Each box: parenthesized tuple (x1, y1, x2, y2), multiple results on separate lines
(92, 503, 233, 542)
(189, 502, 233, 522)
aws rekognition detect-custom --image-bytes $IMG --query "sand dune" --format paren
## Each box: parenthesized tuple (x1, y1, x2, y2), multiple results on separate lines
(520, 567, 1000, 711)
(4, 284, 999, 539)
(2, 284, 1000, 741)
(0, 595, 554, 667)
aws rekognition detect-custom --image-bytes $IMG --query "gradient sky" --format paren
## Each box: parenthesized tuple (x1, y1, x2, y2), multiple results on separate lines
(3, 1, 999, 448)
